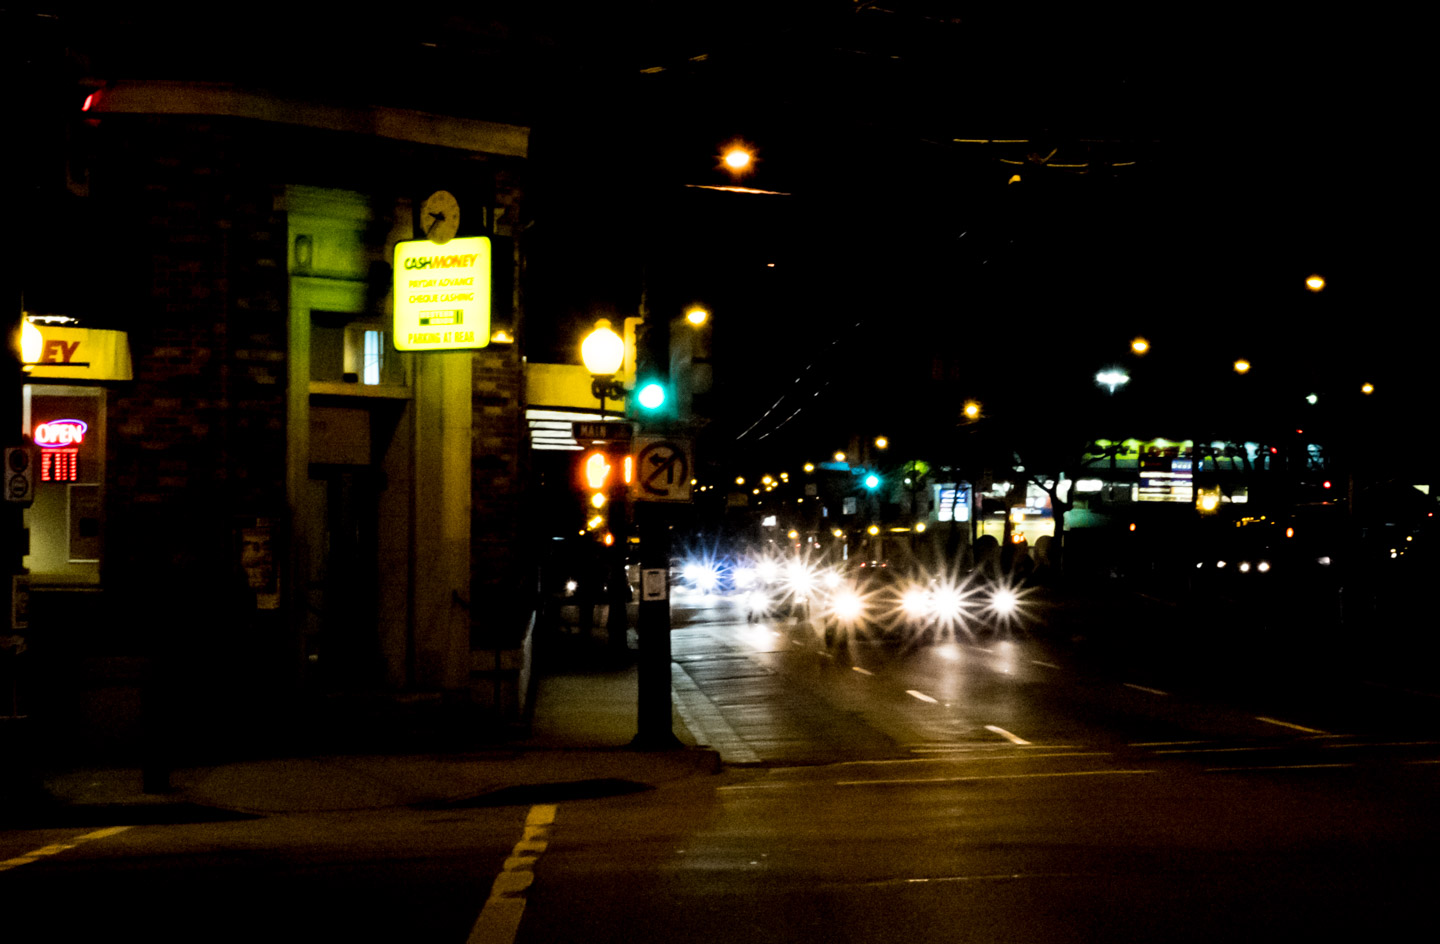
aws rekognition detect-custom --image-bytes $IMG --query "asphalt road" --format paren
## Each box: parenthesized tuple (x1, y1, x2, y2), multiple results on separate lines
(5, 591, 1439, 942)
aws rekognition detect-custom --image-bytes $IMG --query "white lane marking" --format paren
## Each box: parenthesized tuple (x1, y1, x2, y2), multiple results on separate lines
(1153, 746, 1279, 754)
(1123, 683, 1170, 696)
(466, 805, 557, 944)
(837, 769, 1154, 787)
(1323, 741, 1440, 749)
(1256, 716, 1329, 735)
(844, 752, 1107, 766)
(1206, 764, 1353, 772)
(852, 666, 874, 676)
(1131, 741, 1209, 747)
(1030, 661, 1061, 670)
(0, 825, 132, 873)
(984, 725, 1031, 745)
(906, 690, 938, 704)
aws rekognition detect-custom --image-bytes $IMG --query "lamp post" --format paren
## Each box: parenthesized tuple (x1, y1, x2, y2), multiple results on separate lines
(579, 319, 634, 661)
(581, 319, 626, 416)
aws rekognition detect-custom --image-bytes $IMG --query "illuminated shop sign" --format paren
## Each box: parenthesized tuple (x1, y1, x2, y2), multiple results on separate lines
(25, 325, 134, 381)
(392, 237, 491, 351)
(35, 419, 86, 483)
(35, 419, 87, 447)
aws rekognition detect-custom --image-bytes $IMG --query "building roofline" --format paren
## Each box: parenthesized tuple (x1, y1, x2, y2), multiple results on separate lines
(84, 80, 529, 158)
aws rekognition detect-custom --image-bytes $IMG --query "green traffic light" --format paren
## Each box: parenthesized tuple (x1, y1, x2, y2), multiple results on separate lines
(864, 474, 880, 490)
(637, 381, 666, 411)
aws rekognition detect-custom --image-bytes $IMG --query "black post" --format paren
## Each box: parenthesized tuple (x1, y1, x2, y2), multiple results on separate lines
(632, 500, 680, 749)
(605, 489, 631, 661)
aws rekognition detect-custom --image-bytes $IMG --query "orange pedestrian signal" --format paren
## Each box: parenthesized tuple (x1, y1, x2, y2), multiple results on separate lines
(584, 451, 612, 490)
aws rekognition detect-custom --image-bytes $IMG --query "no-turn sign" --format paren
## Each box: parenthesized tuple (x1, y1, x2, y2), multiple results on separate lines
(630, 437, 693, 503)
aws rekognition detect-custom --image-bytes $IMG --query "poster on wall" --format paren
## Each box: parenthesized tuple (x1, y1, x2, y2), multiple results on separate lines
(240, 520, 280, 610)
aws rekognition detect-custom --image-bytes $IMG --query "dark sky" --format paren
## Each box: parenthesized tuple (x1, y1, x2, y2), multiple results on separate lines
(16, 6, 1428, 473)
(519, 7, 1433, 477)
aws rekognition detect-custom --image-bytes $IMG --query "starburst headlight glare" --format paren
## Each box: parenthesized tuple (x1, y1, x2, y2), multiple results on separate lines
(757, 560, 779, 583)
(734, 567, 757, 589)
(991, 588, 1018, 616)
(902, 589, 931, 617)
(932, 588, 965, 621)
(821, 569, 842, 590)
(834, 591, 863, 621)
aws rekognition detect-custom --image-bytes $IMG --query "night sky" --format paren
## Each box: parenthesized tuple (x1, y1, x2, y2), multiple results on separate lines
(14, 6, 1430, 476)
(520, 8, 1433, 476)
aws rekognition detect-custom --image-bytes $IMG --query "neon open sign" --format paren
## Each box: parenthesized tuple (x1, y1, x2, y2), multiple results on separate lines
(34, 419, 88, 448)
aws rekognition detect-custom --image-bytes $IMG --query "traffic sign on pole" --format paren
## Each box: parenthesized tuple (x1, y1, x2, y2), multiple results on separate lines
(629, 437, 692, 502)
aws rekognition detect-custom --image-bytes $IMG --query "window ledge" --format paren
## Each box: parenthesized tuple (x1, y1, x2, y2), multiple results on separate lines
(309, 381, 412, 400)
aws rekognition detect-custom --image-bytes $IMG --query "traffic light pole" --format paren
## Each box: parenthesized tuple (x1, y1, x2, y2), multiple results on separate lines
(632, 499, 680, 750)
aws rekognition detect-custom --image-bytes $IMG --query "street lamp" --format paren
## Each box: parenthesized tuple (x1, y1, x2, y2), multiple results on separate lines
(721, 143, 754, 175)
(1096, 369, 1130, 393)
(581, 319, 626, 415)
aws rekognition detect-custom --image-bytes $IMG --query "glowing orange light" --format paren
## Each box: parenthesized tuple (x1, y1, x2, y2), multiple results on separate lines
(584, 452, 611, 489)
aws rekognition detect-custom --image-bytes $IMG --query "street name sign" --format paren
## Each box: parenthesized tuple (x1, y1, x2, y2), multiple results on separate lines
(573, 420, 633, 443)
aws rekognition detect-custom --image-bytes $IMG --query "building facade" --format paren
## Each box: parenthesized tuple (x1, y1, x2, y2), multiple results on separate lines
(13, 80, 533, 756)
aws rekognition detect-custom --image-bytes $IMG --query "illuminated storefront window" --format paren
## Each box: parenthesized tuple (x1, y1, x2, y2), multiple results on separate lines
(23, 387, 104, 582)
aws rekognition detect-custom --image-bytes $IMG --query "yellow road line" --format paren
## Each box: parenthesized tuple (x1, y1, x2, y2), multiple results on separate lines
(466, 804, 557, 944)
(0, 825, 131, 873)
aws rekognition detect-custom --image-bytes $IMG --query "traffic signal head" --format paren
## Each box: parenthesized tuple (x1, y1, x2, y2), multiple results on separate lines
(636, 380, 667, 411)
(864, 474, 880, 490)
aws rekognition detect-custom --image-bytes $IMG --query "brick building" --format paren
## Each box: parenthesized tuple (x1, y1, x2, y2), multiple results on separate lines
(13, 79, 535, 756)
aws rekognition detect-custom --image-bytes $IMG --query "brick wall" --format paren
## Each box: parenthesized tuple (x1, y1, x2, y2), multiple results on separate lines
(103, 117, 289, 546)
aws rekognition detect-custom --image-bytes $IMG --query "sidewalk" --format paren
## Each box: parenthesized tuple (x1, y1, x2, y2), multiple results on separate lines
(4, 624, 721, 828)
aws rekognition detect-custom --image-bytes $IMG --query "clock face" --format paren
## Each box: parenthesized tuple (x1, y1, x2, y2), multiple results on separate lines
(420, 190, 460, 244)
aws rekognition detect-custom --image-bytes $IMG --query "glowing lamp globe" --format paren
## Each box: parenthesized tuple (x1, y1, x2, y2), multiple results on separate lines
(581, 320, 625, 376)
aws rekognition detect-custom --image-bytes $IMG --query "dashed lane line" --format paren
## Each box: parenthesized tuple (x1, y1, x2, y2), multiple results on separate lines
(1255, 716, 1329, 735)
(1123, 683, 1170, 696)
(837, 769, 1155, 787)
(0, 825, 133, 873)
(984, 725, 1031, 746)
